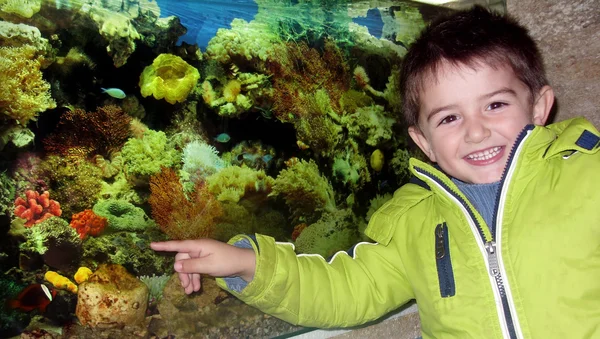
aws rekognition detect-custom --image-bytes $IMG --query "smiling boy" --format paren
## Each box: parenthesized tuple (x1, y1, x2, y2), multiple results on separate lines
(152, 6, 600, 338)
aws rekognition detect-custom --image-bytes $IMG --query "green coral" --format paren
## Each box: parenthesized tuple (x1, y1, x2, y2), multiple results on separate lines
(82, 228, 172, 276)
(19, 217, 79, 255)
(295, 209, 360, 258)
(139, 273, 170, 303)
(206, 165, 274, 203)
(93, 198, 155, 232)
(390, 148, 412, 185)
(341, 104, 396, 147)
(38, 155, 103, 218)
(331, 146, 371, 190)
(0, 171, 15, 216)
(270, 159, 336, 223)
(205, 19, 281, 63)
(99, 174, 144, 205)
(121, 129, 180, 183)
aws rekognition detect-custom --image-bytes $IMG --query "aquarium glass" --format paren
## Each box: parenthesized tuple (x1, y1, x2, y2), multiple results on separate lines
(0, 0, 504, 337)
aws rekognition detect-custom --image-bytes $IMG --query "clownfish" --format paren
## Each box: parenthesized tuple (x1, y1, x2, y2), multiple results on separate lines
(7, 284, 56, 312)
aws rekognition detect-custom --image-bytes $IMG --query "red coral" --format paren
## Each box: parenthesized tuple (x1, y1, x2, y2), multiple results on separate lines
(14, 190, 62, 227)
(43, 105, 132, 158)
(149, 167, 223, 240)
(70, 209, 107, 240)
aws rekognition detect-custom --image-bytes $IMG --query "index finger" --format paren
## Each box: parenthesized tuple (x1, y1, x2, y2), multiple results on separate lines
(150, 240, 205, 253)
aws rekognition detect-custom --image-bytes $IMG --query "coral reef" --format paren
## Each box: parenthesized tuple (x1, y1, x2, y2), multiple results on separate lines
(69, 209, 107, 240)
(120, 129, 180, 185)
(19, 216, 82, 271)
(13, 190, 62, 227)
(36, 155, 103, 218)
(74, 267, 93, 284)
(0, 45, 55, 147)
(294, 209, 360, 258)
(206, 165, 274, 204)
(270, 159, 336, 223)
(0, 0, 41, 19)
(93, 199, 153, 233)
(139, 53, 200, 104)
(180, 140, 228, 190)
(149, 167, 223, 240)
(341, 104, 396, 147)
(44, 271, 78, 293)
(0, 172, 16, 217)
(43, 105, 132, 158)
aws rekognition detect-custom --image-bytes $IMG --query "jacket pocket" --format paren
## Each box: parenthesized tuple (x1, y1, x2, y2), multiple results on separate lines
(435, 222, 456, 297)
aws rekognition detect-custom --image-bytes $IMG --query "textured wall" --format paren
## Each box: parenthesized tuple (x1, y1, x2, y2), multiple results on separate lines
(507, 0, 600, 126)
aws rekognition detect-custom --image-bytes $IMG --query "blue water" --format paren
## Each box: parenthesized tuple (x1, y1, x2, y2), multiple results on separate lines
(156, 0, 258, 49)
(156, 0, 384, 49)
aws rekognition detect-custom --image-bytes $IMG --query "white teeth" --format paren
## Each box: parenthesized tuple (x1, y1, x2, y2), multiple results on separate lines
(466, 146, 501, 161)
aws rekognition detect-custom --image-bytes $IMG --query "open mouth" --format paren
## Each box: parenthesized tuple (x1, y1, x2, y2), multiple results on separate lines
(465, 146, 503, 162)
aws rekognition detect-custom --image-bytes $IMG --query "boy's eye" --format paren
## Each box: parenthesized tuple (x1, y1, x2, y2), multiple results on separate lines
(487, 102, 506, 110)
(438, 115, 458, 126)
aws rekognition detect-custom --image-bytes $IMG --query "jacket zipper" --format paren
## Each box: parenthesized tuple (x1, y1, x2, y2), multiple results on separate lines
(414, 125, 535, 339)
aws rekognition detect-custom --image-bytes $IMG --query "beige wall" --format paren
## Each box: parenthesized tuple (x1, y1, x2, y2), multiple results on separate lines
(507, 0, 600, 127)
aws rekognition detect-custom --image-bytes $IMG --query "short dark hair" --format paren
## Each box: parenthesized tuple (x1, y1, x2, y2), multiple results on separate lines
(400, 5, 548, 127)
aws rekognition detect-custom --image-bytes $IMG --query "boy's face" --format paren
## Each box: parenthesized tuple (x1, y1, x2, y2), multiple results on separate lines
(408, 62, 554, 184)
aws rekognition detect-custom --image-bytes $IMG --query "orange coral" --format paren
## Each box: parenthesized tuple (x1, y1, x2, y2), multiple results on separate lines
(149, 167, 223, 240)
(70, 209, 107, 240)
(14, 190, 62, 227)
(43, 105, 132, 158)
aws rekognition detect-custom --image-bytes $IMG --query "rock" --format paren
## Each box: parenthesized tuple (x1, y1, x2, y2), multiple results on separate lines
(76, 264, 148, 328)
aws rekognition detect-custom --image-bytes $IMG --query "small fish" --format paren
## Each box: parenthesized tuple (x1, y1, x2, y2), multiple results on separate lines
(101, 87, 126, 99)
(7, 284, 56, 312)
(214, 133, 231, 143)
(262, 154, 273, 164)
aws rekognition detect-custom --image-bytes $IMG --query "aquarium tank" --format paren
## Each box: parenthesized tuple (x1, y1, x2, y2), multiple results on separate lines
(0, 0, 504, 337)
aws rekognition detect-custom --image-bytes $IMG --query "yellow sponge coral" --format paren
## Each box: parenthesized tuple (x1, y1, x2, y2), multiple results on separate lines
(45, 271, 78, 293)
(74, 266, 93, 284)
(139, 54, 200, 104)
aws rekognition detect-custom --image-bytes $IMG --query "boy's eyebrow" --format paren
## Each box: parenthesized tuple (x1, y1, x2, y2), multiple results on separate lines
(425, 88, 518, 122)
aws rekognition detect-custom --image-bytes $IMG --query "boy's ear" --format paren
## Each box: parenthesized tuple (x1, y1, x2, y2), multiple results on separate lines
(532, 85, 554, 125)
(408, 126, 436, 162)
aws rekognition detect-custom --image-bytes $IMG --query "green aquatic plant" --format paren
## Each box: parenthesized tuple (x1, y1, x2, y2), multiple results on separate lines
(0, 171, 15, 216)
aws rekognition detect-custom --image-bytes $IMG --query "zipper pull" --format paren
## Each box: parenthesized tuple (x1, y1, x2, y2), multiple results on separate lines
(485, 241, 506, 297)
(435, 224, 446, 259)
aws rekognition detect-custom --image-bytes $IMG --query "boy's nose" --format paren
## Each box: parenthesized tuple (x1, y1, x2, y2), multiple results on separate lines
(464, 118, 491, 143)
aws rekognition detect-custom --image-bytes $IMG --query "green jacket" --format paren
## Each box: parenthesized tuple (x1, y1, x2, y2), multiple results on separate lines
(216, 118, 600, 339)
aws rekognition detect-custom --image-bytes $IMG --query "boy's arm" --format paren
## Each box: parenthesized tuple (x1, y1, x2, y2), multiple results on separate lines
(216, 233, 414, 328)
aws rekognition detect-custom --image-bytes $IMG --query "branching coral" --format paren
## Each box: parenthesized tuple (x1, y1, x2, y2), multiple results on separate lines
(43, 105, 132, 158)
(0, 45, 55, 126)
(149, 167, 223, 240)
(270, 159, 336, 223)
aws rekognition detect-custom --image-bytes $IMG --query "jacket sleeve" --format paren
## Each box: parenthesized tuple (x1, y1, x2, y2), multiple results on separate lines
(215, 230, 414, 328)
